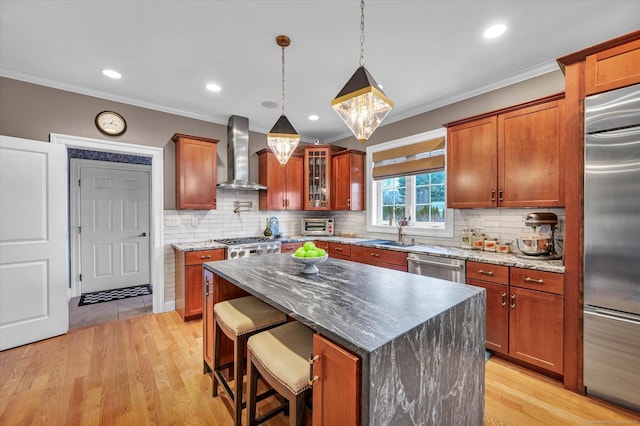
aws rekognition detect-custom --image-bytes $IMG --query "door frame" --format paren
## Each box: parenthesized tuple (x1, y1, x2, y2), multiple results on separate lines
(51, 133, 165, 314)
(71, 159, 151, 296)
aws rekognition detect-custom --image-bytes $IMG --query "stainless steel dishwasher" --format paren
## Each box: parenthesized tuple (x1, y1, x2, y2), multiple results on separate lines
(407, 253, 466, 283)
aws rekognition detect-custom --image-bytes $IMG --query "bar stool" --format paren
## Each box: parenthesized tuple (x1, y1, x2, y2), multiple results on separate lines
(213, 296, 288, 426)
(246, 321, 315, 426)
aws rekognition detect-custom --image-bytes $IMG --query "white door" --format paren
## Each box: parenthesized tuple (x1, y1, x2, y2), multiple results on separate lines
(79, 164, 150, 293)
(0, 136, 68, 351)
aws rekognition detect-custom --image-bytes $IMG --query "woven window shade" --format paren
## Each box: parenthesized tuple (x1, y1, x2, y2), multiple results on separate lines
(372, 137, 445, 180)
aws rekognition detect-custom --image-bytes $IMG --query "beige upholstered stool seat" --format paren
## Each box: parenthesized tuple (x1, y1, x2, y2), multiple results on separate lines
(247, 321, 315, 426)
(215, 296, 287, 336)
(212, 296, 287, 426)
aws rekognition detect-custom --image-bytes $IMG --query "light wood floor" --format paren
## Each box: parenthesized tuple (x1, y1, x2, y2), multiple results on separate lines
(1, 311, 638, 425)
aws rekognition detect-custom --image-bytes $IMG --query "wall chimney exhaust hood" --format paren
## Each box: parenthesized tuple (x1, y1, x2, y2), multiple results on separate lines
(217, 115, 268, 191)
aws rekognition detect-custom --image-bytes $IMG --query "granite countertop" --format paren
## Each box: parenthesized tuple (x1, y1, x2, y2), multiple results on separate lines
(204, 254, 484, 355)
(172, 241, 227, 251)
(174, 235, 565, 273)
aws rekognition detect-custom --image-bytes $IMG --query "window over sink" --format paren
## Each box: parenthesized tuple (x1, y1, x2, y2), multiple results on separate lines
(366, 128, 454, 238)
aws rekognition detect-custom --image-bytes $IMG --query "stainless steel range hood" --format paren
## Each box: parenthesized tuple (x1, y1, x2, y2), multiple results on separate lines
(217, 115, 268, 191)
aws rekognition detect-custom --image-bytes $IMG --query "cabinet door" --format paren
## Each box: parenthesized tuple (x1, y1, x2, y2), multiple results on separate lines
(467, 278, 509, 354)
(203, 269, 214, 371)
(498, 100, 565, 207)
(586, 38, 640, 95)
(509, 286, 563, 374)
(447, 117, 497, 208)
(312, 334, 360, 426)
(305, 147, 332, 210)
(186, 265, 204, 318)
(258, 151, 287, 210)
(174, 135, 219, 210)
(332, 151, 365, 211)
(285, 155, 304, 210)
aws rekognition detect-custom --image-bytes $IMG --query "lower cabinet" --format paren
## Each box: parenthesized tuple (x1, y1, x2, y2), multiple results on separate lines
(311, 334, 360, 426)
(466, 261, 564, 375)
(315, 241, 351, 260)
(175, 248, 226, 321)
(280, 241, 304, 253)
(350, 246, 408, 271)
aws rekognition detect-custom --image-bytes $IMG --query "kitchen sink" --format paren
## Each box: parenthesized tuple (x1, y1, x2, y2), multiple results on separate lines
(361, 239, 417, 247)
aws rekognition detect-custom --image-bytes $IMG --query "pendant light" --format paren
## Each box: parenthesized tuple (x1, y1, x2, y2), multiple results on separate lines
(267, 35, 300, 166)
(331, 0, 393, 143)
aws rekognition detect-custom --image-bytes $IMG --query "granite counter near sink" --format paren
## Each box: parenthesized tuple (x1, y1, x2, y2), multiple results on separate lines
(204, 254, 485, 425)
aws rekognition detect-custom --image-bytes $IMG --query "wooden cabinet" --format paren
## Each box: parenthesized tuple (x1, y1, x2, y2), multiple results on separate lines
(326, 242, 351, 260)
(446, 95, 565, 208)
(585, 38, 640, 95)
(280, 241, 304, 253)
(202, 271, 250, 373)
(331, 150, 365, 211)
(350, 246, 408, 272)
(509, 267, 564, 374)
(174, 248, 225, 321)
(447, 117, 498, 208)
(466, 261, 564, 375)
(257, 149, 303, 210)
(304, 145, 338, 210)
(172, 133, 220, 210)
(466, 261, 510, 353)
(312, 334, 360, 426)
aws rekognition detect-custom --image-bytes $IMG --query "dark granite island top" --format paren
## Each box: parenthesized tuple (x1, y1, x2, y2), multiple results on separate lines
(204, 253, 485, 425)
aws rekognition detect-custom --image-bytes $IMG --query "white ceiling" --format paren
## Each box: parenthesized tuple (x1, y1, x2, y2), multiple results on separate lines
(1, 1, 638, 143)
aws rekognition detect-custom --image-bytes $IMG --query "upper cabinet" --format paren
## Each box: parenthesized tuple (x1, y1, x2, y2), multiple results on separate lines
(172, 133, 220, 210)
(585, 38, 640, 95)
(446, 94, 565, 209)
(304, 145, 336, 210)
(257, 149, 303, 210)
(331, 150, 365, 211)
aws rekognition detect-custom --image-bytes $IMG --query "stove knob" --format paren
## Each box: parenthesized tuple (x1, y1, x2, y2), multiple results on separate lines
(238, 250, 245, 257)
(230, 251, 237, 258)
(256, 248, 264, 255)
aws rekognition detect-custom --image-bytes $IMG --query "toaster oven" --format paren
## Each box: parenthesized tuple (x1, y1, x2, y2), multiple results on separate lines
(301, 217, 334, 236)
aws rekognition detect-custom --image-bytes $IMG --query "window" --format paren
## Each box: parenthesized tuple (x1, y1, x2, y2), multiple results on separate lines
(366, 128, 453, 238)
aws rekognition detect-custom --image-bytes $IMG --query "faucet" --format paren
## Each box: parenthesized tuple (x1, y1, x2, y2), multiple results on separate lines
(395, 217, 409, 242)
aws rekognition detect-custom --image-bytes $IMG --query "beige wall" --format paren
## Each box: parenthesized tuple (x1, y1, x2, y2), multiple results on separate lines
(1, 70, 565, 207)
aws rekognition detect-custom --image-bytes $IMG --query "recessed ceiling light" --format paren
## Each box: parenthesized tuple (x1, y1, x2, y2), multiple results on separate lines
(206, 83, 221, 92)
(102, 69, 122, 79)
(308, 114, 319, 121)
(261, 100, 279, 109)
(483, 24, 507, 39)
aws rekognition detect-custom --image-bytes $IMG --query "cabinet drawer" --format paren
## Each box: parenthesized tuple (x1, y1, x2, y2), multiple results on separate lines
(351, 246, 408, 267)
(466, 261, 509, 285)
(314, 240, 329, 250)
(186, 249, 225, 265)
(328, 242, 351, 257)
(510, 267, 564, 295)
(281, 242, 305, 253)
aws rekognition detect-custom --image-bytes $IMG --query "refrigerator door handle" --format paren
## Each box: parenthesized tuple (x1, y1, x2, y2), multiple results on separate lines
(584, 306, 640, 324)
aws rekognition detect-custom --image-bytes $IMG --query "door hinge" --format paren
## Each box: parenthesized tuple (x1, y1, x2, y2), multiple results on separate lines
(78, 226, 81, 234)
(79, 274, 82, 281)
(78, 179, 81, 187)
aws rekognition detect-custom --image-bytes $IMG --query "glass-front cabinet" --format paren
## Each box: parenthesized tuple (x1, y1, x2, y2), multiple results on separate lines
(304, 146, 333, 210)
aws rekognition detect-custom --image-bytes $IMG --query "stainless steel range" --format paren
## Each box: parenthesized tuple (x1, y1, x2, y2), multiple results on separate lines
(214, 237, 281, 259)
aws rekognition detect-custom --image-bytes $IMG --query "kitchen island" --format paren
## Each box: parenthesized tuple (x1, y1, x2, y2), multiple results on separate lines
(204, 253, 485, 425)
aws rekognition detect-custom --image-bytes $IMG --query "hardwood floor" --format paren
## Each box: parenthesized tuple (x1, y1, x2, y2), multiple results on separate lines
(1, 311, 638, 425)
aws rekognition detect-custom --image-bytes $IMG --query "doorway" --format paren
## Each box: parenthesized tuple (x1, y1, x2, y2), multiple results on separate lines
(50, 133, 165, 314)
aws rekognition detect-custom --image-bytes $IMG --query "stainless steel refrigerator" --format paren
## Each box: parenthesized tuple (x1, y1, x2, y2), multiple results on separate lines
(584, 83, 640, 412)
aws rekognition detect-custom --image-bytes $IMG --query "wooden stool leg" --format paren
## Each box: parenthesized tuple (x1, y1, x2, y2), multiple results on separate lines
(247, 350, 258, 426)
(233, 335, 245, 426)
(290, 391, 306, 426)
(212, 317, 221, 397)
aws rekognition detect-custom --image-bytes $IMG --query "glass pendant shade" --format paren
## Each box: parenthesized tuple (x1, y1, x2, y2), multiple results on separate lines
(331, 66, 393, 143)
(267, 114, 300, 166)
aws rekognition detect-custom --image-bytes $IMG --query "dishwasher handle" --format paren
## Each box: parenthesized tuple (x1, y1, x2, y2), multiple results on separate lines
(408, 257, 464, 270)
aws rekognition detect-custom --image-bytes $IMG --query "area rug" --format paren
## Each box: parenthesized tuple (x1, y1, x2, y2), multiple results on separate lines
(485, 351, 492, 362)
(78, 284, 152, 306)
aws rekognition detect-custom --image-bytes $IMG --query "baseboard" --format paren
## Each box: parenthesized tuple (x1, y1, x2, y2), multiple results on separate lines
(164, 300, 176, 313)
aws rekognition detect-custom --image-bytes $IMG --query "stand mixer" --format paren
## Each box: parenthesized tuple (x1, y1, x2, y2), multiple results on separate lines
(515, 212, 562, 260)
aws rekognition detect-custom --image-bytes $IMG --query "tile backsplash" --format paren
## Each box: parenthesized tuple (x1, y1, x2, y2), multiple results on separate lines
(162, 190, 564, 307)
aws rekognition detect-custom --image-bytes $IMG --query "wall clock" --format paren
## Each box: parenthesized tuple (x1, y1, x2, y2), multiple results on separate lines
(95, 110, 127, 136)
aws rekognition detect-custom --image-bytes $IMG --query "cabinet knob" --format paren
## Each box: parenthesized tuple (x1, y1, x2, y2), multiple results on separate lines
(491, 189, 496, 201)
(335, 247, 343, 251)
(200, 255, 212, 259)
(501, 292, 507, 307)
(498, 188, 504, 202)
(524, 277, 544, 284)
(478, 269, 494, 276)
(510, 294, 516, 309)
(205, 279, 212, 296)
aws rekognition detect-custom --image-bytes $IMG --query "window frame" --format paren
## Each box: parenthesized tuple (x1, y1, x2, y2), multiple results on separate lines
(365, 128, 454, 238)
